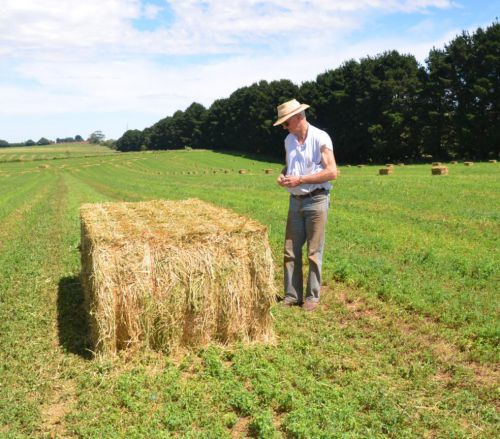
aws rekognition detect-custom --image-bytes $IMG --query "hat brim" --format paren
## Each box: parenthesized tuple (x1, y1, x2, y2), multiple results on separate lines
(273, 104, 310, 126)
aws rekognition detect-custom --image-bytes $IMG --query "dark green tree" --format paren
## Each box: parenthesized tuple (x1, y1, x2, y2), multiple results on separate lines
(116, 129, 144, 152)
(37, 137, 51, 145)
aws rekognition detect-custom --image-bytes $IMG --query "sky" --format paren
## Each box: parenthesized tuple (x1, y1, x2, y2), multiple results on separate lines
(0, 0, 498, 143)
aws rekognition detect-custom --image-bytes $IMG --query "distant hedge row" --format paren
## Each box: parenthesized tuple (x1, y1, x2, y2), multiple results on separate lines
(117, 22, 499, 163)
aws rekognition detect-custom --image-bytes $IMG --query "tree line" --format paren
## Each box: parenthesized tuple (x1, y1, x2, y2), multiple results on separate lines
(0, 132, 106, 148)
(119, 22, 497, 163)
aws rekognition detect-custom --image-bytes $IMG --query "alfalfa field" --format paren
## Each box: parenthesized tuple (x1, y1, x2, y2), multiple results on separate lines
(0, 145, 498, 438)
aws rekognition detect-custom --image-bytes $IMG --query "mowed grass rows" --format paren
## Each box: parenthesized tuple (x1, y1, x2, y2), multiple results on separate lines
(0, 146, 498, 438)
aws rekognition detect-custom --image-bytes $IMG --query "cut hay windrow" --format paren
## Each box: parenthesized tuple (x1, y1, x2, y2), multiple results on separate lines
(80, 199, 276, 356)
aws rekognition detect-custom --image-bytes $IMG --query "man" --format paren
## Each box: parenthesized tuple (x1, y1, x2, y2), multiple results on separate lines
(274, 99, 338, 311)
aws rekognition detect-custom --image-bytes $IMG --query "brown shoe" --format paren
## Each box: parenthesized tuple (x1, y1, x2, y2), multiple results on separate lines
(302, 301, 319, 312)
(281, 297, 299, 307)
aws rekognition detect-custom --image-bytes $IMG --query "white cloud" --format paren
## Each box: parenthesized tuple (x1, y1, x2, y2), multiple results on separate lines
(0, 0, 455, 56)
(0, 0, 470, 141)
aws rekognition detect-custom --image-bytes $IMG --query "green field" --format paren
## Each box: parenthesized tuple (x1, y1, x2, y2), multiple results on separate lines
(0, 142, 116, 163)
(0, 144, 498, 438)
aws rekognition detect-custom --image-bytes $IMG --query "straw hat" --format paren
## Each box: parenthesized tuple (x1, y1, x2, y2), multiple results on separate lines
(273, 99, 310, 126)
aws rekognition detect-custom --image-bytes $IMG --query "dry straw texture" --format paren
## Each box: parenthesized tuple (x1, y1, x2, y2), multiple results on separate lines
(80, 199, 276, 356)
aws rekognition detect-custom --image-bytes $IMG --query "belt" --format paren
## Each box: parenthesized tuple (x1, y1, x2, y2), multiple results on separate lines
(292, 188, 328, 198)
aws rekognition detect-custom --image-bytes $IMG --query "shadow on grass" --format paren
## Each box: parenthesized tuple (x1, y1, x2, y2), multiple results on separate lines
(57, 275, 92, 359)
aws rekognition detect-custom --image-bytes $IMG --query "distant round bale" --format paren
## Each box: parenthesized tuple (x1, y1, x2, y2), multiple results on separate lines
(238, 169, 248, 174)
(80, 199, 276, 356)
(264, 169, 273, 174)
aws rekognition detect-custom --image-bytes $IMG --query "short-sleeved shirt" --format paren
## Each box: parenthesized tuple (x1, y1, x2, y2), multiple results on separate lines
(284, 123, 334, 195)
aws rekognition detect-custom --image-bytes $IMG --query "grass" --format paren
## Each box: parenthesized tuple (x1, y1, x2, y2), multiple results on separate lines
(0, 146, 498, 437)
(0, 142, 116, 162)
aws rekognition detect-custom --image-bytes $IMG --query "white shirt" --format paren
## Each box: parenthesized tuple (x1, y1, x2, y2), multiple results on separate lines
(284, 124, 334, 195)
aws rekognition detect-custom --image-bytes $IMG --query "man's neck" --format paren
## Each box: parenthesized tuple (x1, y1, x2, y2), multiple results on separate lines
(294, 120, 309, 144)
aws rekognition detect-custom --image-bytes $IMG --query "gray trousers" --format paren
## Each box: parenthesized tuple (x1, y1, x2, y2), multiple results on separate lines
(284, 192, 329, 303)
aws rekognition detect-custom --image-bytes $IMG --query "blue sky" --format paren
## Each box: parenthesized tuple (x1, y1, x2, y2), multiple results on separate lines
(0, 0, 498, 143)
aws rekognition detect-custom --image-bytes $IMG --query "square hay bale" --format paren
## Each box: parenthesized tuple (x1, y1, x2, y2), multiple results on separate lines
(488, 160, 497, 163)
(451, 160, 458, 164)
(264, 169, 273, 174)
(80, 199, 276, 356)
(432, 166, 448, 175)
(379, 168, 393, 175)
(432, 162, 442, 166)
(464, 161, 474, 166)
(385, 163, 395, 168)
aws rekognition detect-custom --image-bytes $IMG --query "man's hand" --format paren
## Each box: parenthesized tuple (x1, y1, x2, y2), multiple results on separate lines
(282, 175, 302, 187)
(277, 174, 286, 186)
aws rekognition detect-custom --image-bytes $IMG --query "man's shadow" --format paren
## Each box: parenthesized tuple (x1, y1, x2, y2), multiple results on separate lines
(57, 276, 92, 359)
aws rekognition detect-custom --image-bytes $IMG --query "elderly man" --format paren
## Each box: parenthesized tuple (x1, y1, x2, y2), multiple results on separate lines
(274, 99, 338, 311)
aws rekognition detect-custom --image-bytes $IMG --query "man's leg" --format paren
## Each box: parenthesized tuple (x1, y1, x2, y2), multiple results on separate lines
(284, 196, 306, 304)
(304, 194, 329, 302)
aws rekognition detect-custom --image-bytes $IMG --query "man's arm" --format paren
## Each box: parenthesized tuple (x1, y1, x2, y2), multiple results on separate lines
(282, 146, 337, 187)
(277, 151, 288, 186)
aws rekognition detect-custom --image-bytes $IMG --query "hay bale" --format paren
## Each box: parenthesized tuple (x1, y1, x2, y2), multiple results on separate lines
(80, 199, 276, 356)
(379, 168, 393, 175)
(238, 169, 248, 174)
(264, 169, 273, 174)
(451, 160, 458, 164)
(38, 164, 50, 169)
(432, 162, 442, 166)
(488, 160, 497, 163)
(357, 164, 365, 168)
(464, 161, 474, 166)
(386, 163, 395, 168)
(432, 166, 448, 175)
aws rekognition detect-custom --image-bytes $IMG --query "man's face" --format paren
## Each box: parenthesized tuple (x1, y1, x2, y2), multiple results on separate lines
(281, 113, 301, 131)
